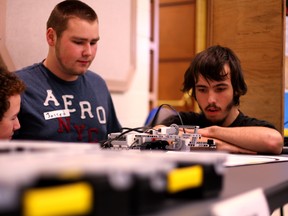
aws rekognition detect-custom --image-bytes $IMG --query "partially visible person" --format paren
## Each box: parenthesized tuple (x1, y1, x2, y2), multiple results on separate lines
(13, 0, 121, 143)
(157, 45, 283, 154)
(0, 67, 26, 139)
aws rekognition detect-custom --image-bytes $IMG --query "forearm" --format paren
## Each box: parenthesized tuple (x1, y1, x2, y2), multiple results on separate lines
(212, 138, 257, 154)
(199, 126, 283, 154)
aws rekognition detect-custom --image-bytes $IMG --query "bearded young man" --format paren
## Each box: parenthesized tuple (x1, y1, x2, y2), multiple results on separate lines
(158, 45, 283, 154)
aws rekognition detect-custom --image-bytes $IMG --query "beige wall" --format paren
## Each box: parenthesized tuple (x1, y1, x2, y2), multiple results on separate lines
(0, 0, 151, 127)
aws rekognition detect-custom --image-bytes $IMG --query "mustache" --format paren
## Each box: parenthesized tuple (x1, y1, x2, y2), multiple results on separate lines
(205, 104, 221, 110)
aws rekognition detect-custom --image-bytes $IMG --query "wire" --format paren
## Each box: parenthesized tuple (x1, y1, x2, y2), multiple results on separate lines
(121, 127, 148, 134)
(119, 127, 149, 137)
(101, 126, 149, 148)
(149, 104, 186, 133)
(101, 104, 186, 149)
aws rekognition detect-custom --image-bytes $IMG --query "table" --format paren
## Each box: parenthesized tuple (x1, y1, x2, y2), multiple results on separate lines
(152, 158, 288, 216)
(1, 140, 288, 216)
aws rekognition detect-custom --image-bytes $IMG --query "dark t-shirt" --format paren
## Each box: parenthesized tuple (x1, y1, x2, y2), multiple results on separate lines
(160, 111, 276, 129)
(13, 63, 122, 143)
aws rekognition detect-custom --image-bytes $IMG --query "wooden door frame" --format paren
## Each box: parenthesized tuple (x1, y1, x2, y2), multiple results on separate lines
(154, 0, 207, 111)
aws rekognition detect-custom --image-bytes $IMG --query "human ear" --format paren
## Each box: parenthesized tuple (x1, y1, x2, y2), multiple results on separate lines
(46, 28, 57, 46)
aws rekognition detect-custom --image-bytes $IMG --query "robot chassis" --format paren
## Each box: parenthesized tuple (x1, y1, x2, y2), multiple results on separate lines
(106, 124, 216, 151)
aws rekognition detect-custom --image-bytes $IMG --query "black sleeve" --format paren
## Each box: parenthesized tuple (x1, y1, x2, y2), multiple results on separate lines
(231, 113, 277, 130)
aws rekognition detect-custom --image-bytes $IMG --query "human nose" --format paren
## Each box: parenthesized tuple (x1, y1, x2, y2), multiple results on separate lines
(83, 43, 92, 56)
(14, 118, 21, 131)
(207, 91, 216, 104)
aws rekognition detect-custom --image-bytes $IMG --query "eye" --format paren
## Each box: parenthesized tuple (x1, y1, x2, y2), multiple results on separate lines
(90, 40, 98, 46)
(197, 88, 207, 93)
(73, 40, 84, 45)
(215, 87, 227, 92)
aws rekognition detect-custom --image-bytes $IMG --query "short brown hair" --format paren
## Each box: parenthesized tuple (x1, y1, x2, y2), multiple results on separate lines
(0, 67, 26, 121)
(47, 0, 98, 37)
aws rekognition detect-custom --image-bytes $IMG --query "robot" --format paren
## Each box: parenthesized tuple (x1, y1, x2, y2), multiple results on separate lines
(103, 124, 216, 151)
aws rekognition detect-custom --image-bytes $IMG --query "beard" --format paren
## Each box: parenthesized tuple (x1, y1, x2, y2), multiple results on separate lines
(198, 99, 235, 126)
